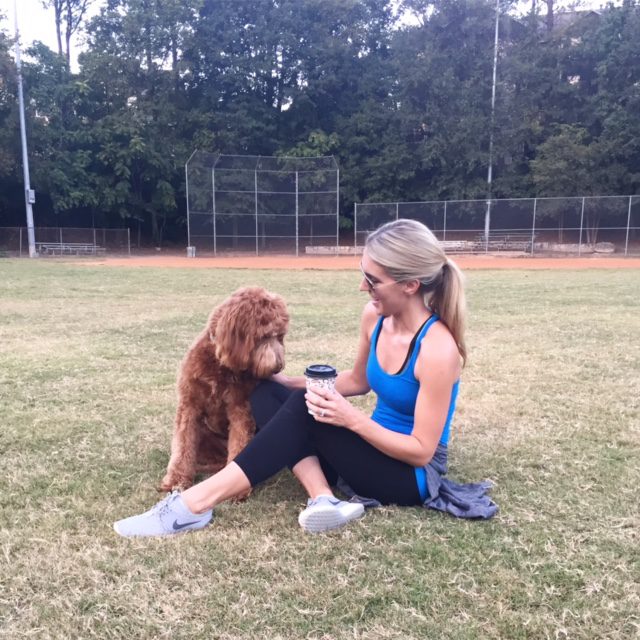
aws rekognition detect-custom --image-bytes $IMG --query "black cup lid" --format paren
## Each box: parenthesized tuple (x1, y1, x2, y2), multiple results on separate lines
(304, 364, 337, 379)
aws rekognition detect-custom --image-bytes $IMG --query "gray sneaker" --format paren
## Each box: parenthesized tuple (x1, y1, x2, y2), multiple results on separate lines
(113, 491, 213, 538)
(298, 495, 365, 533)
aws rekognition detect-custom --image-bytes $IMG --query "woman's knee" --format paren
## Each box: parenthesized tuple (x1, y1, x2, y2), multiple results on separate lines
(250, 380, 293, 430)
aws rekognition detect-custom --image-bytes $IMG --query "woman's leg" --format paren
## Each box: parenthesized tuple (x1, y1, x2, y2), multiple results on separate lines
(113, 389, 355, 537)
(290, 456, 334, 499)
(116, 390, 402, 537)
(250, 381, 338, 485)
(250, 380, 293, 432)
(311, 425, 423, 506)
(186, 388, 422, 512)
(181, 461, 251, 513)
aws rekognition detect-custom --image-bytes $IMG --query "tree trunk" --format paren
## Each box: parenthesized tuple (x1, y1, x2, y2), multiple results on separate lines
(65, 0, 73, 68)
(48, 0, 64, 57)
(150, 209, 163, 247)
(545, 0, 554, 32)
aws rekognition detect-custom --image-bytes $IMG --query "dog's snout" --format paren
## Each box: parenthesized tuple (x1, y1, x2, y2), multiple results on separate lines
(252, 340, 285, 378)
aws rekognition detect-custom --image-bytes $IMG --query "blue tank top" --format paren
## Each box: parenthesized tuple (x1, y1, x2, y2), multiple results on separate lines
(366, 314, 460, 500)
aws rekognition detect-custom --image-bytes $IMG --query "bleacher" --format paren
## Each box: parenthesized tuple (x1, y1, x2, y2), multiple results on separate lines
(36, 242, 106, 256)
(472, 233, 535, 252)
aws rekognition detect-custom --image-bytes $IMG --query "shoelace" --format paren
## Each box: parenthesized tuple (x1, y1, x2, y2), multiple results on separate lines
(151, 492, 177, 516)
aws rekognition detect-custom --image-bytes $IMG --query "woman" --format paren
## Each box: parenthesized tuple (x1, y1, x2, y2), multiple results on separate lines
(114, 219, 496, 537)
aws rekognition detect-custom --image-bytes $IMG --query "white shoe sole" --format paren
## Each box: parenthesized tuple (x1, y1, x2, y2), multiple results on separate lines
(298, 504, 365, 533)
(113, 517, 212, 538)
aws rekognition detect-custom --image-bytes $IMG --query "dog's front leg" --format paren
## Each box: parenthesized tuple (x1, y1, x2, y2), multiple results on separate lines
(223, 385, 257, 500)
(225, 392, 256, 463)
(160, 403, 203, 492)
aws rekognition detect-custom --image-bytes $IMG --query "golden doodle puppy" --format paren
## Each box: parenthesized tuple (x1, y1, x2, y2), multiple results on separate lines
(160, 286, 289, 493)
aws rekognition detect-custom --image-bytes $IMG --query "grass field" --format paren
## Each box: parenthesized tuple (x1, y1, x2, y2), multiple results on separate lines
(1, 260, 638, 639)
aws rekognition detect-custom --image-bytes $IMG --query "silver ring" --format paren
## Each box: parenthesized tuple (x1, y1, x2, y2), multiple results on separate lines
(320, 409, 326, 417)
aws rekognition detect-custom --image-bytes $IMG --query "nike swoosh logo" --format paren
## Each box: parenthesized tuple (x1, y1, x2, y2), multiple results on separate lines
(172, 519, 199, 531)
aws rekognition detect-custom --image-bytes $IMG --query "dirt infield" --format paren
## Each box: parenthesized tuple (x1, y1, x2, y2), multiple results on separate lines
(82, 253, 640, 270)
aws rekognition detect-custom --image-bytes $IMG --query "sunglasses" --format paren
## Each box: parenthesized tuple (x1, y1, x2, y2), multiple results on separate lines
(359, 263, 400, 292)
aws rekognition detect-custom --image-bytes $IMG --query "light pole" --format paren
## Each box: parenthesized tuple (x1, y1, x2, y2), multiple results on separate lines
(484, 0, 500, 248)
(13, 0, 37, 258)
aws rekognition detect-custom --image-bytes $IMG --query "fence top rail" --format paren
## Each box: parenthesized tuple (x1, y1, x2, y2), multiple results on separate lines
(204, 154, 338, 172)
(0, 226, 128, 232)
(212, 167, 338, 175)
(353, 225, 639, 233)
(356, 194, 639, 207)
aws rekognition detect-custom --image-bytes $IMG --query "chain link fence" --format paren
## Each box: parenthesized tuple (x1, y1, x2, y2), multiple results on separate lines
(186, 152, 339, 256)
(0, 227, 131, 257)
(355, 195, 640, 256)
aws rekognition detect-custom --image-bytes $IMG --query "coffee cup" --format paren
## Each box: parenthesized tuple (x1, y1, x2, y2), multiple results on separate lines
(304, 364, 337, 414)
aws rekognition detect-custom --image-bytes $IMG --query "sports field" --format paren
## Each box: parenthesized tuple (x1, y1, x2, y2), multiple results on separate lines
(1, 258, 638, 639)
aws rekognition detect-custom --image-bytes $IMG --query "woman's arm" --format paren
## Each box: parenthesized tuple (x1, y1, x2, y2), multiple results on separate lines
(270, 371, 306, 390)
(306, 322, 461, 467)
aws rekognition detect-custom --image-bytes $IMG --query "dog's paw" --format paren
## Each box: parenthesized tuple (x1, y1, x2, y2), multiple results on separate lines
(159, 474, 191, 493)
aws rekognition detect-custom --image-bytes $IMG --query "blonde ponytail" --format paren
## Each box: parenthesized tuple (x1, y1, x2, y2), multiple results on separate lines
(428, 259, 467, 366)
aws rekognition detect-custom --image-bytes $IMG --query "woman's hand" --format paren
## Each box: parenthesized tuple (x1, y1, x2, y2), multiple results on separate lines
(305, 386, 363, 429)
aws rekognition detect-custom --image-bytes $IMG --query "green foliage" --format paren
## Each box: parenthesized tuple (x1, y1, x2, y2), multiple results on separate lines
(0, 0, 639, 242)
(530, 124, 595, 196)
(0, 15, 19, 211)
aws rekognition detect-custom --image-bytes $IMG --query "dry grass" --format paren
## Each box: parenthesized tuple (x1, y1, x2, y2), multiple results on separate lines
(0, 260, 638, 639)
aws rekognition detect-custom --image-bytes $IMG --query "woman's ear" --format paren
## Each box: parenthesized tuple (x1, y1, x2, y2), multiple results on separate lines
(402, 278, 422, 296)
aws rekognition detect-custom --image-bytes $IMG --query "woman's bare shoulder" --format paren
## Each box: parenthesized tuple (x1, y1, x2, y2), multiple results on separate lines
(360, 301, 379, 330)
(418, 320, 462, 376)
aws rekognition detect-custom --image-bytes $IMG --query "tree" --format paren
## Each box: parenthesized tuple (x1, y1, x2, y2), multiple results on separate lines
(3, 0, 638, 246)
(530, 125, 614, 243)
(0, 13, 22, 222)
(79, 0, 203, 244)
(390, 0, 506, 202)
(41, 0, 94, 68)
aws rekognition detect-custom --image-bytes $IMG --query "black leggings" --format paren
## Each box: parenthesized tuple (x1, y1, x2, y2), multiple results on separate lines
(233, 381, 422, 506)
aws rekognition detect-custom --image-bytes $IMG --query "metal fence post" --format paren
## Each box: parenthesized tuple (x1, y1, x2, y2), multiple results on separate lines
(255, 170, 259, 256)
(354, 203, 358, 249)
(485, 200, 491, 252)
(185, 161, 191, 250)
(212, 169, 217, 256)
(443, 201, 447, 241)
(531, 198, 537, 255)
(127, 228, 131, 256)
(578, 197, 585, 255)
(184, 149, 198, 254)
(295, 171, 299, 257)
(336, 168, 340, 254)
(625, 195, 632, 256)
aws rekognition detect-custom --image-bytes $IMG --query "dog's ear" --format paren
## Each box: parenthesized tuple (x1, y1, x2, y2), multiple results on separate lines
(209, 291, 256, 371)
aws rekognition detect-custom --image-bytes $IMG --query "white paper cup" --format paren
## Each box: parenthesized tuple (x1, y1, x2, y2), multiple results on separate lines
(304, 364, 337, 415)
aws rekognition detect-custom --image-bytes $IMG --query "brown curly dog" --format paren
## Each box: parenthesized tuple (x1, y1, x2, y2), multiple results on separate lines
(160, 286, 289, 492)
